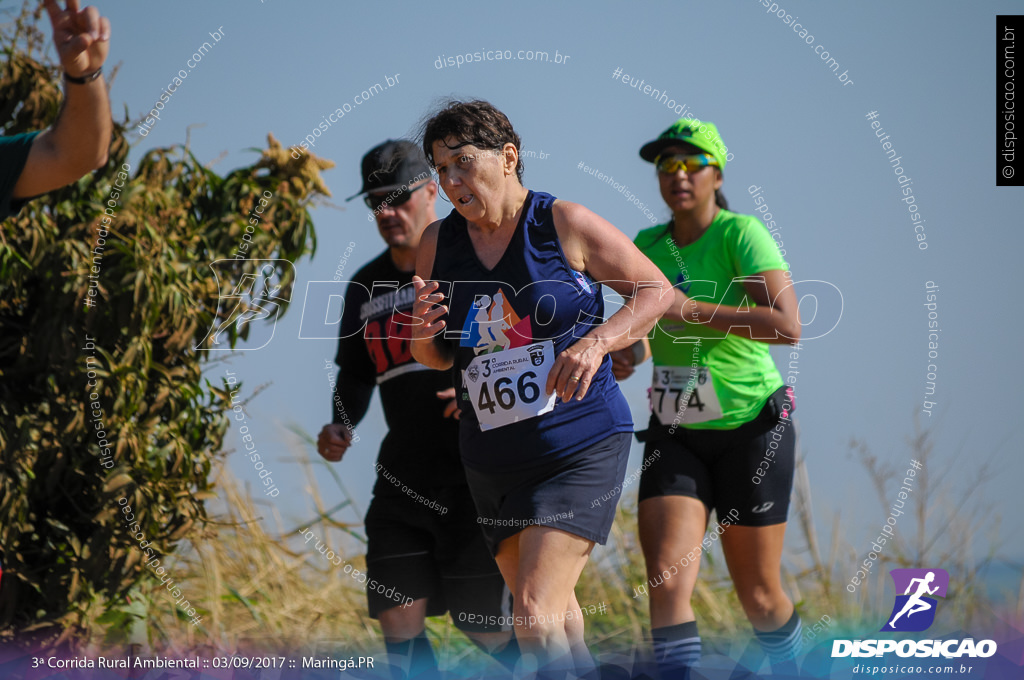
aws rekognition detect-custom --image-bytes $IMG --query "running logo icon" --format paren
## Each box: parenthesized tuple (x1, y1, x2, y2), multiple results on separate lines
(195, 260, 293, 351)
(881, 568, 949, 632)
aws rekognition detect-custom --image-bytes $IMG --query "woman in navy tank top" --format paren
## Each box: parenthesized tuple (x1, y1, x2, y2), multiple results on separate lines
(410, 100, 671, 677)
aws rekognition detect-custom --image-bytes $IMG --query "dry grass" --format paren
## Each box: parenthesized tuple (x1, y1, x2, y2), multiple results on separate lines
(135, 462, 377, 656)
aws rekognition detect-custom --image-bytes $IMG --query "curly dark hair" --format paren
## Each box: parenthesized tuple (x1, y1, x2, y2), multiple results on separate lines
(420, 99, 524, 182)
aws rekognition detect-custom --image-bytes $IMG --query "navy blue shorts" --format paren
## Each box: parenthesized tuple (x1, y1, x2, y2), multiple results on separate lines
(463, 432, 632, 555)
(638, 386, 797, 526)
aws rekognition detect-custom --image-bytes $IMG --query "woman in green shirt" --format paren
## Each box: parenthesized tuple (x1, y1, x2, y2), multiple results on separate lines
(616, 118, 804, 678)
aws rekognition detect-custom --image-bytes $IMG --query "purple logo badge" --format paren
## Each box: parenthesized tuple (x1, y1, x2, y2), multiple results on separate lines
(881, 568, 949, 632)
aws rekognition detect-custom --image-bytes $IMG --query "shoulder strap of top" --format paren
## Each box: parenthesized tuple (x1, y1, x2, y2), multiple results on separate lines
(521, 190, 556, 242)
(431, 208, 465, 279)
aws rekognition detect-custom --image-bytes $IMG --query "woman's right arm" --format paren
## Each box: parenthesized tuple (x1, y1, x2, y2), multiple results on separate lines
(410, 220, 455, 370)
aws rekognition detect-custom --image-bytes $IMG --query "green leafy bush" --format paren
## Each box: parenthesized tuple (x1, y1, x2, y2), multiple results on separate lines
(0, 4, 333, 646)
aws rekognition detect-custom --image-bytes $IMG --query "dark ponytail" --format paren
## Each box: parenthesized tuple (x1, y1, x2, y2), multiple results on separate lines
(715, 189, 729, 210)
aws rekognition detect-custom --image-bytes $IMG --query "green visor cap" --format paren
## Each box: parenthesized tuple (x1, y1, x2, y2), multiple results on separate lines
(639, 118, 728, 172)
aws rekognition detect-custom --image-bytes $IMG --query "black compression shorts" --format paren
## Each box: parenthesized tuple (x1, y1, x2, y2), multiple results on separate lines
(638, 385, 797, 526)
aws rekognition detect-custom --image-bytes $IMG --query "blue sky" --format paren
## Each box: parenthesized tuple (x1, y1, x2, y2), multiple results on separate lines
(84, 0, 1023, 579)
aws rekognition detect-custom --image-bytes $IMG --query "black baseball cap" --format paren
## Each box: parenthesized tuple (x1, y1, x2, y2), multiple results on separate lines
(344, 140, 432, 202)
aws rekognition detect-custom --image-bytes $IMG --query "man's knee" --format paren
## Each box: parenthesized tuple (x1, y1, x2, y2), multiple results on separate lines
(378, 599, 428, 640)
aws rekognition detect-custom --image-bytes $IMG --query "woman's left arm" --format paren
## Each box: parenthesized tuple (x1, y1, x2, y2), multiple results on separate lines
(547, 201, 672, 401)
(670, 269, 801, 345)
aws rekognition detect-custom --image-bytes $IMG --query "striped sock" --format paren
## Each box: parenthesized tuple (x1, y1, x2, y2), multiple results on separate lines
(652, 621, 701, 678)
(754, 610, 803, 669)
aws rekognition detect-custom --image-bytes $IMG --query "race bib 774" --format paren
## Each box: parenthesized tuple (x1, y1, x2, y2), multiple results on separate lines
(650, 364, 723, 425)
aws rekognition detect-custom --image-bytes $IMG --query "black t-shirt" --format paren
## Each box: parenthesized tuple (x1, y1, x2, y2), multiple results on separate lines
(334, 250, 463, 494)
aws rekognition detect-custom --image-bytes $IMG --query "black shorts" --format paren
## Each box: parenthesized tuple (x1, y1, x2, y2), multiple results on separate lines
(638, 386, 797, 526)
(463, 432, 632, 555)
(364, 484, 511, 633)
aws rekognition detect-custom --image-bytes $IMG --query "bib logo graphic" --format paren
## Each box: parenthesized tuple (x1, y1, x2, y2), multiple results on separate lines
(573, 270, 593, 294)
(196, 260, 293, 351)
(881, 568, 948, 632)
(466, 365, 480, 383)
(528, 344, 545, 366)
(462, 291, 533, 355)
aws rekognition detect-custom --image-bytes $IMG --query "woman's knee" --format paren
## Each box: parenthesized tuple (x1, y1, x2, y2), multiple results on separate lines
(515, 585, 560, 617)
(647, 552, 699, 580)
(648, 570, 697, 604)
(639, 532, 706, 577)
(513, 604, 567, 636)
(563, 609, 584, 640)
(736, 583, 787, 619)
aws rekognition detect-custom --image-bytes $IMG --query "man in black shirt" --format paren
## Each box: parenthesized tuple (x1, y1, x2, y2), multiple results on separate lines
(317, 141, 515, 679)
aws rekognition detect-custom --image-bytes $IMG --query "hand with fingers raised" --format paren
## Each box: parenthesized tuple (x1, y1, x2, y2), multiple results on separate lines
(44, 0, 111, 80)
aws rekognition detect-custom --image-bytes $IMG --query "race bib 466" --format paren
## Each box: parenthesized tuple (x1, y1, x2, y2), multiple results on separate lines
(464, 341, 558, 430)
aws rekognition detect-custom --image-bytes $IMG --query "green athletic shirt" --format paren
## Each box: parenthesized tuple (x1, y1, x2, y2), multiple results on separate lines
(635, 209, 788, 429)
(0, 132, 41, 221)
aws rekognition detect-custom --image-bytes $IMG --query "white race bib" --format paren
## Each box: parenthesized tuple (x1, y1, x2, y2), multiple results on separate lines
(650, 365, 723, 425)
(464, 341, 558, 430)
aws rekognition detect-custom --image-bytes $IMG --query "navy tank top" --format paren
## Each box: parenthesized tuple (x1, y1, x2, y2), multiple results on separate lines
(431, 190, 633, 472)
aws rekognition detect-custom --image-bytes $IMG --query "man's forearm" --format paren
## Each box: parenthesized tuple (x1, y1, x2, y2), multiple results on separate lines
(53, 72, 112, 172)
(334, 375, 373, 426)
